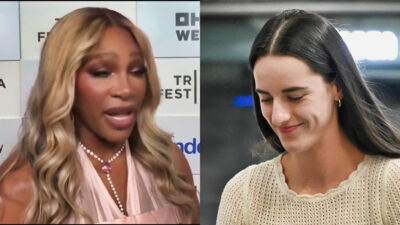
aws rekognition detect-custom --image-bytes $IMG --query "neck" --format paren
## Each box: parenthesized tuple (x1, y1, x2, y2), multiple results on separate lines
(281, 130, 365, 194)
(80, 140, 125, 161)
(78, 134, 126, 161)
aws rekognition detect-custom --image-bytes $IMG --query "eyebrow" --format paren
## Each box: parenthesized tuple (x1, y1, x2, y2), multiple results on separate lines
(255, 86, 308, 95)
(82, 51, 143, 64)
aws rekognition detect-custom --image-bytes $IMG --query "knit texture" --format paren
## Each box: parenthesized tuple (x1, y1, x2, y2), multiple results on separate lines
(216, 154, 400, 225)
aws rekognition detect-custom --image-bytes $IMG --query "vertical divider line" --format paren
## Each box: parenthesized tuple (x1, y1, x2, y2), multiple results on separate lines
(194, 69, 197, 104)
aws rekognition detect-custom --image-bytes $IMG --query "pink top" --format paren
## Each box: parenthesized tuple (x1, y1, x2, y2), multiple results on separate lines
(64, 142, 187, 224)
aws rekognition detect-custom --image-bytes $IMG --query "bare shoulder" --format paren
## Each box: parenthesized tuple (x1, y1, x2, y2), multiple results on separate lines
(171, 144, 200, 223)
(171, 144, 194, 185)
(0, 162, 33, 223)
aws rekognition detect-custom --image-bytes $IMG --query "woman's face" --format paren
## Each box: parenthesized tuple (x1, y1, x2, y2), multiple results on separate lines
(74, 26, 147, 145)
(254, 55, 341, 153)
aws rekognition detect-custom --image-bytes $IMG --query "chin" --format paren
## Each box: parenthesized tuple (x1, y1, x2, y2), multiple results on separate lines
(282, 141, 314, 155)
(281, 141, 303, 153)
(103, 129, 133, 144)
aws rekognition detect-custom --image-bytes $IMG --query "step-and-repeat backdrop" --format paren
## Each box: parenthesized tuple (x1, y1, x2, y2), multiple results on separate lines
(0, 1, 200, 197)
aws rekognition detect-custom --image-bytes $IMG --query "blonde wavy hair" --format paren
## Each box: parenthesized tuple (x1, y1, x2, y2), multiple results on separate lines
(0, 7, 196, 223)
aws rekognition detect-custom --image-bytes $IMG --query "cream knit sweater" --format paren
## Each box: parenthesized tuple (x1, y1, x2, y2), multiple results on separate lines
(216, 154, 400, 225)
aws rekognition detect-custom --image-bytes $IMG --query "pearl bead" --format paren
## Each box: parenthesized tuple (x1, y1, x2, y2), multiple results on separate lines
(79, 142, 126, 213)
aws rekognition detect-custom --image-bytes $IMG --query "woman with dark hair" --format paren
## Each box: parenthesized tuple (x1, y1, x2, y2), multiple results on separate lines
(217, 9, 400, 224)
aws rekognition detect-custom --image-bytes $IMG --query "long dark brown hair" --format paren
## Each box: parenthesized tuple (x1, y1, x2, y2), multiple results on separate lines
(249, 9, 400, 157)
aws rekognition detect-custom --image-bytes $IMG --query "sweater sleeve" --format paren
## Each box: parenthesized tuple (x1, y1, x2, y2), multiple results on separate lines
(382, 159, 400, 225)
(216, 166, 253, 225)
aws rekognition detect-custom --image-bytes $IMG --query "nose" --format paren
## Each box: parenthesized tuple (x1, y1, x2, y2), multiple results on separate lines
(111, 73, 133, 100)
(270, 100, 291, 126)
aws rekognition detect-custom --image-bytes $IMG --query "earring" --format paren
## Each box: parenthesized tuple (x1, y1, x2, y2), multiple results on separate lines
(337, 99, 342, 108)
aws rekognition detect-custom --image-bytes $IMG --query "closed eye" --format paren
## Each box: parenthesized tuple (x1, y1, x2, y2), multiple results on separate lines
(129, 67, 147, 77)
(130, 68, 147, 77)
(261, 98, 273, 103)
(288, 95, 304, 101)
(90, 70, 111, 78)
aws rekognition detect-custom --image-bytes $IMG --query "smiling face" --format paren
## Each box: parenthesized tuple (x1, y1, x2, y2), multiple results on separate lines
(74, 26, 147, 145)
(254, 55, 342, 153)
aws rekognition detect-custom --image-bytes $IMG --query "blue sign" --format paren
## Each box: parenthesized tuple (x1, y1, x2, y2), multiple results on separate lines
(176, 138, 200, 154)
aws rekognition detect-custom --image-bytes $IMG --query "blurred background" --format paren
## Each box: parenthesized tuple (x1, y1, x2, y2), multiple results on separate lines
(200, 1, 400, 224)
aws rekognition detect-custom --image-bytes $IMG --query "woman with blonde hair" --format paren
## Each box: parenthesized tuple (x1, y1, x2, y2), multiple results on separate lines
(0, 7, 199, 224)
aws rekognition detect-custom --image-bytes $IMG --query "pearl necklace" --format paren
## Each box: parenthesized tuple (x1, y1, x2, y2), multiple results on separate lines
(79, 142, 126, 214)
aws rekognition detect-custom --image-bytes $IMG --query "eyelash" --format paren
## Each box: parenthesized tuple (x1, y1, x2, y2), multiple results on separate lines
(288, 96, 303, 101)
(91, 70, 111, 78)
(261, 98, 272, 103)
(261, 95, 304, 103)
(130, 68, 147, 77)
(90, 68, 147, 78)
